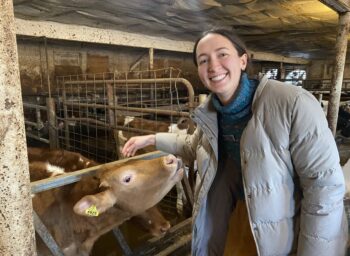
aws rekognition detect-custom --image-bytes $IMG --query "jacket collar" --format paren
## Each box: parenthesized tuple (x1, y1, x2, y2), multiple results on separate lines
(193, 74, 268, 128)
(251, 74, 269, 111)
(193, 95, 218, 160)
(191, 74, 269, 161)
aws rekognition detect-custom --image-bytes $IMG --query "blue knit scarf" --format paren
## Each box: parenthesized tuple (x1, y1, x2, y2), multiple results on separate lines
(212, 72, 257, 122)
(212, 72, 258, 200)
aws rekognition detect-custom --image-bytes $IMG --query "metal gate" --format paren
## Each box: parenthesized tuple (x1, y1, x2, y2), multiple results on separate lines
(24, 67, 196, 255)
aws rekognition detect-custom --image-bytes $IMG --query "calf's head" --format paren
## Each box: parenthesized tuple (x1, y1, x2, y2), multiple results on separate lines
(134, 206, 171, 236)
(73, 154, 183, 217)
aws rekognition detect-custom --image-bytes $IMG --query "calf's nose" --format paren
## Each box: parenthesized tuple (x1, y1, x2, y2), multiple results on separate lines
(160, 221, 171, 233)
(164, 154, 177, 165)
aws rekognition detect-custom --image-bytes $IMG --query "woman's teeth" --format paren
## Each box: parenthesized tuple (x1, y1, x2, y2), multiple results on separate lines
(210, 73, 226, 81)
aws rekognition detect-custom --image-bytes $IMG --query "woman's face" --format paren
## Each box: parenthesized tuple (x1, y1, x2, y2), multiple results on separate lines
(196, 33, 247, 105)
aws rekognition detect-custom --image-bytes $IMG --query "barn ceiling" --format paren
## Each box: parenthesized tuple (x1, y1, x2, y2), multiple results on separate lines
(13, 0, 343, 60)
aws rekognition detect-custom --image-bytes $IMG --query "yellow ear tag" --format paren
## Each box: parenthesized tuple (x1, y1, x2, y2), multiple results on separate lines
(85, 205, 99, 217)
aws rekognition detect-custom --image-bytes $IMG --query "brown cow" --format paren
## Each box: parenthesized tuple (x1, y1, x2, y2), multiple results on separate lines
(29, 161, 65, 181)
(132, 206, 171, 237)
(31, 154, 183, 256)
(30, 161, 67, 216)
(115, 117, 192, 217)
(117, 116, 190, 158)
(28, 147, 172, 237)
(28, 147, 98, 172)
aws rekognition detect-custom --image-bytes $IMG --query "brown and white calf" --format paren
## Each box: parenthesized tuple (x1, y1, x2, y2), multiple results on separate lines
(117, 116, 190, 155)
(28, 147, 97, 172)
(31, 154, 183, 256)
(132, 205, 171, 237)
(28, 147, 172, 237)
(116, 116, 193, 216)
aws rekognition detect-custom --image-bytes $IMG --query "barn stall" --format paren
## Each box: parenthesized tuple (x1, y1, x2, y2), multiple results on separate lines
(25, 67, 196, 255)
(2, 0, 350, 255)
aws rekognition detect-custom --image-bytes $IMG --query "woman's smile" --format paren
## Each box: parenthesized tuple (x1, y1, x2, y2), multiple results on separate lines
(209, 73, 228, 82)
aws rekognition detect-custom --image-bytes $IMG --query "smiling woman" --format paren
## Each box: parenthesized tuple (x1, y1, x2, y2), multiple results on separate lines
(194, 32, 248, 105)
(122, 28, 348, 256)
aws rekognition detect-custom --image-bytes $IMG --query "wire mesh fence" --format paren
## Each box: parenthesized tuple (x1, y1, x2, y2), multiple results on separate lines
(23, 68, 195, 255)
(55, 68, 193, 162)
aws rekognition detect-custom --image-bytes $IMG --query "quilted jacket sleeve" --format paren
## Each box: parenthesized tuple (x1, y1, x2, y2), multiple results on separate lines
(155, 127, 201, 165)
(289, 91, 348, 256)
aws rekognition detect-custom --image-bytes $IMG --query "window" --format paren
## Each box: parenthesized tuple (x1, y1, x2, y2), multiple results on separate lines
(265, 68, 278, 80)
(285, 69, 306, 86)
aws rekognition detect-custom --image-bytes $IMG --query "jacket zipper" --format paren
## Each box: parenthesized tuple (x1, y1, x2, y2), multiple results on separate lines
(241, 150, 261, 256)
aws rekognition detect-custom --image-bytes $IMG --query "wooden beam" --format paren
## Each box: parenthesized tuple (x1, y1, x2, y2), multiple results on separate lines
(319, 0, 350, 13)
(15, 18, 194, 53)
(250, 51, 309, 65)
(15, 18, 309, 64)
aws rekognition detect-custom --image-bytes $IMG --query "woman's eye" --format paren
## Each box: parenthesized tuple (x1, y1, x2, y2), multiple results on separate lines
(219, 53, 228, 58)
(198, 59, 207, 65)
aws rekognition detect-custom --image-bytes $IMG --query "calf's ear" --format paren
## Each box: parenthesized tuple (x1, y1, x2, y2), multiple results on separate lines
(73, 190, 117, 217)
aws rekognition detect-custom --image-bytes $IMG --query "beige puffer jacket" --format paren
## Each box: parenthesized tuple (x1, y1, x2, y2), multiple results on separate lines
(156, 75, 348, 256)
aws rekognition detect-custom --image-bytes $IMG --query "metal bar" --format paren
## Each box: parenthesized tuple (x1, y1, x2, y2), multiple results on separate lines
(33, 211, 64, 256)
(112, 228, 133, 256)
(23, 102, 47, 110)
(25, 120, 40, 127)
(59, 117, 190, 134)
(133, 218, 192, 256)
(31, 151, 167, 194)
(59, 117, 170, 136)
(155, 234, 191, 256)
(61, 117, 112, 128)
(117, 97, 189, 105)
(64, 102, 190, 117)
(64, 78, 181, 85)
(60, 116, 174, 135)
(26, 133, 50, 144)
(63, 78, 195, 110)
(181, 174, 194, 207)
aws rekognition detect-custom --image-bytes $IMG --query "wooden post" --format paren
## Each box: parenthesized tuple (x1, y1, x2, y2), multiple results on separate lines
(62, 85, 71, 149)
(327, 12, 350, 135)
(149, 48, 155, 108)
(149, 48, 154, 70)
(279, 62, 285, 80)
(0, 0, 36, 255)
(323, 63, 328, 79)
(106, 83, 116, 128)
(46, 98, 57, 149)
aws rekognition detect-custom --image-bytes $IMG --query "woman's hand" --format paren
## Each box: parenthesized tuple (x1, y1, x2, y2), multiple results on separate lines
(121, 134, 156, 157)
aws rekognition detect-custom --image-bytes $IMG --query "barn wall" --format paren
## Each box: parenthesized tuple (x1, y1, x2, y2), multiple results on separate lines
(248, 61, 263, 78)
(308, 59, 350, 80)
(19, 37, 350, 98)
(17, 38, 202, 96)
(308, 60, 331, 79)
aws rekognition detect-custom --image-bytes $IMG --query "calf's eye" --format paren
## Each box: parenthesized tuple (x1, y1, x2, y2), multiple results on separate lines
(122, 175, 132, 183)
